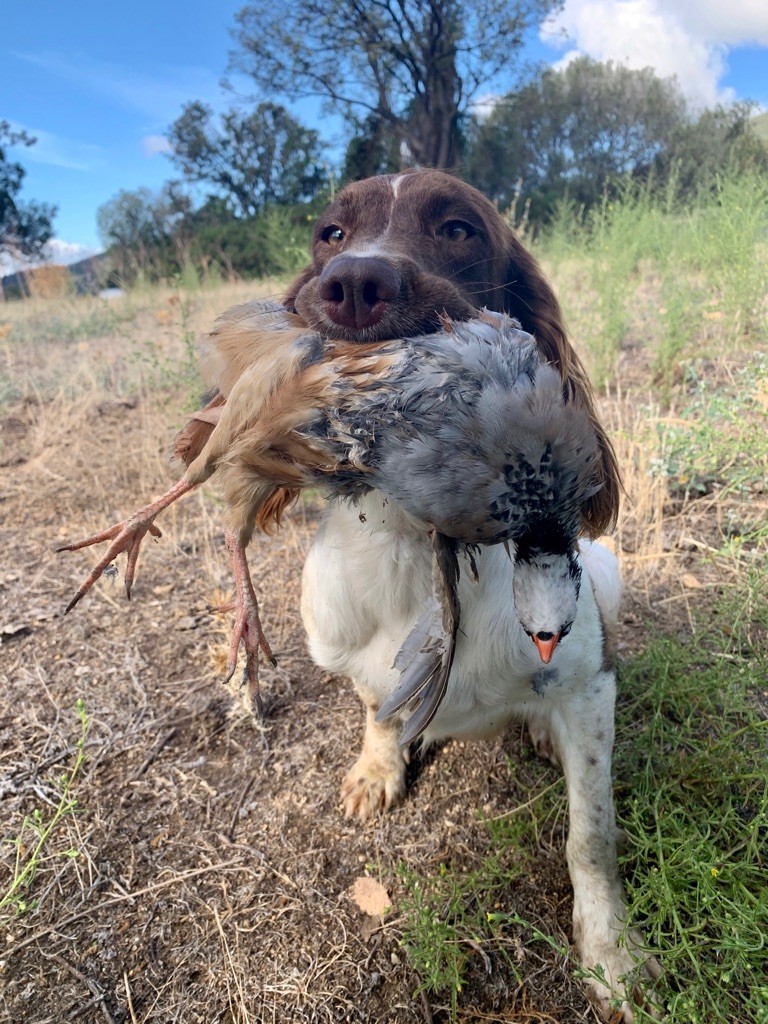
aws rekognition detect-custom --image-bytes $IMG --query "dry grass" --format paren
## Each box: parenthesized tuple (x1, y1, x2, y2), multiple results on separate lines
(0, 260, 765, 1023)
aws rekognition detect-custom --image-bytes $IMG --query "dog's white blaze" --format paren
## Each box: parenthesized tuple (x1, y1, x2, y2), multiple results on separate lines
(390, 174, 408, 200)
(344, 245, 392, 259)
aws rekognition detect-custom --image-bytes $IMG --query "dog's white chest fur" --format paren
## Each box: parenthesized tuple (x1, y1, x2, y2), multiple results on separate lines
(301, 490, 604, 743)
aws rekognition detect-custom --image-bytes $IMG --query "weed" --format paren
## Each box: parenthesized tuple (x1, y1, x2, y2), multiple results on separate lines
(613, 567, 768, 1023)
(540, 168, 768, 389)
(397, 780, 564, 1017)
(652, 358, 768, 550)
(0, 700, 90, 916)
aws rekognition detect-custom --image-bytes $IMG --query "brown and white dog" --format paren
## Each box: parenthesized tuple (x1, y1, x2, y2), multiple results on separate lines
(287, 169, 657, 1020)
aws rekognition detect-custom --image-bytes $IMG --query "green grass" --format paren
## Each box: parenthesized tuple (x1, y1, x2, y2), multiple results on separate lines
(540, 168, 768, 389)
(2, 297, 138, 348)
(614, 569, 768, 1024)
(653, 357, 768, 550)
(398, 790, 567, 1016)
(0, 700, 90, 916)
(396, 566, 768, 1023)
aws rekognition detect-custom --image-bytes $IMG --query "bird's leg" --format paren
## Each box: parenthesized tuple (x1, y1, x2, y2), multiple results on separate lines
(58, 477, 197, 612)
(221, 529, 277, 715)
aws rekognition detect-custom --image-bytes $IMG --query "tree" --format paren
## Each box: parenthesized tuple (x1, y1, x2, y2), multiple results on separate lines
(229, 0, 556, 170)
(342, 113, 401, 182)
(1, 121, 56, 261)
(97, 185, 190, 282)
(167, 102, 326, 217)
(464, 58, 688, 221)
(654, 102, 768, 197)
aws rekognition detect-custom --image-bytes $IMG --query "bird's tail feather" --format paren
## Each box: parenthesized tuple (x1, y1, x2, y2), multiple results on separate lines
(377, 534, 459, 745)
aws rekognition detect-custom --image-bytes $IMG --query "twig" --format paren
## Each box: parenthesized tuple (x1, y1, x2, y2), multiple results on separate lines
(487, 776, 564, 821)
(49, 953, 116, 1024)
(130, 727, 178, 779)
(227, 773, 258, 840)
(123, 971, 139, 1024)
(419, 987, 434, 1024)
(11, 858, 249, 954)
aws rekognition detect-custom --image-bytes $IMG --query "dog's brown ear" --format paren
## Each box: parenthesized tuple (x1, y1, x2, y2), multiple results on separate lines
(499, 236, 621, 537)
(283, 265, 316, 312)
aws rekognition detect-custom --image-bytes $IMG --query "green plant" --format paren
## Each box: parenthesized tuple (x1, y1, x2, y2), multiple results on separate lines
(653, 358, 768, 551)
(540, 167, 768, 389)
(397, 781, 563, 1017)
(613, 568, 768, 1023)
(1, 700, 90, 915)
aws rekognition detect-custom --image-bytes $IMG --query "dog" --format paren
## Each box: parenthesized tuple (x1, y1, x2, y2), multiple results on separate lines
(288, 169, 656, 1020)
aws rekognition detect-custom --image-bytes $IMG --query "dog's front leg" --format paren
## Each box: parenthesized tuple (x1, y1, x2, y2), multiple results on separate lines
(341, 700, 408, 821)
(549, 671, 658, 1022)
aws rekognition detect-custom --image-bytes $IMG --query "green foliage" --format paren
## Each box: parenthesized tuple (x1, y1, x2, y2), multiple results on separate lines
(655, 103, 768, 199)
(97, 183, 191, 285)
(342, 113, 401, 182)
(398, 779, 564, 1014)
(614, 569, 768, 1024)
(0, 120, 56, 259)
(188, 197, 316, 279)
(540, 168, 768, 385)
(1, 701, 90, 915)
(96, 187, 317, 286)
(168, 101, 326, 217)
(465, 58, 688, 221)
(464, 59, 768, 229)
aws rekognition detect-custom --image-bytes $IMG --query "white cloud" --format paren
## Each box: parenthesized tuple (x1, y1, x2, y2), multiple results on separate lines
(0, 239, 100, 277)
(470, 93, 503, 120)
(143, 134, 173, 157)
(540, 0, 768, 108)
(44, 239, 101, 266)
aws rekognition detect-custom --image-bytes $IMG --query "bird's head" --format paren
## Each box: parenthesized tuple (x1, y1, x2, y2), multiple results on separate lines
(512, 530, 582, 664)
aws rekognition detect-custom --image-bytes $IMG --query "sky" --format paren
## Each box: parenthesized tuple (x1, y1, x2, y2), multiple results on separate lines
(2, 0, 767, 268)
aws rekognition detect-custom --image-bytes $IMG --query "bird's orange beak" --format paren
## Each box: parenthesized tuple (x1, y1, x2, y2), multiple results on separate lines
(532, 633, 560, 664)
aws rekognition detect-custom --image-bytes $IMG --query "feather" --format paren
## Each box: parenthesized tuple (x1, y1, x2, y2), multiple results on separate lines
(377, 533, 460, 744)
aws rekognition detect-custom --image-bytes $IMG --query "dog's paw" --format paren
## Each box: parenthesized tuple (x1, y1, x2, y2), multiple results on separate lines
(577, 930, 662, 1022)
(340, 753, 406, 821)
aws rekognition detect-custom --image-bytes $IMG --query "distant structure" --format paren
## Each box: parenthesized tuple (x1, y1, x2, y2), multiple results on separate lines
(0, 252, 107, 300)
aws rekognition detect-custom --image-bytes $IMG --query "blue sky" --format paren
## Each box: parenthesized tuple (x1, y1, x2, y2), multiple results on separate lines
(2, 0, 767, 261)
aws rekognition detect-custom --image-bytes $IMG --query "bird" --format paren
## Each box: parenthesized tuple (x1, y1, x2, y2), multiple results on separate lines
(59, 302, 602, 732)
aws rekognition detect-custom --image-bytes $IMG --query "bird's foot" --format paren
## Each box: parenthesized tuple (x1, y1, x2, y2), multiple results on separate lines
(222, 530, 277, 715)
(58, 478, 196, 612)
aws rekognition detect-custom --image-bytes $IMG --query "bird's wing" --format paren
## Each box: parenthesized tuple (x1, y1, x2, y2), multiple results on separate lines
(172, 392, 227, 467)
(377, 533, 460, 745)
(183, 325, 329, 488)
(203, 299, 309, 397)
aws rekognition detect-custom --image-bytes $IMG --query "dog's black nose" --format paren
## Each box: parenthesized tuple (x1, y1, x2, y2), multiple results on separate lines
(318, 255, 401, 331)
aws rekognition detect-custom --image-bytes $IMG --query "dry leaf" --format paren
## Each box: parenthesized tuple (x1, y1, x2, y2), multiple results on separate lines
(350, 877, 391, 917)
(681, 573, 703, 589)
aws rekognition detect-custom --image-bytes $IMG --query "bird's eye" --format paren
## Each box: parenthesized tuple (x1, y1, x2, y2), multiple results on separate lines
(560, 623, 572, 640)
(322, 225, 345, 246)
(438, 220, 475, 242)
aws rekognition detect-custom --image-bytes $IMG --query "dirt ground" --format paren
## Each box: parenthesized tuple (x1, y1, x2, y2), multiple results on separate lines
(0, 287, 744, 1024)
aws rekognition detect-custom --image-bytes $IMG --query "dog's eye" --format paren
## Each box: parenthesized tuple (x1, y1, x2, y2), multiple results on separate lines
(322, 225, 345, 246)
(439, 220, 475, 242)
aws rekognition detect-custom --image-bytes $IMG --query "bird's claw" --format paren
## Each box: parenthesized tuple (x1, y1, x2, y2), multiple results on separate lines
(59, 514, 161, 612)
(57, 478, 195, 613)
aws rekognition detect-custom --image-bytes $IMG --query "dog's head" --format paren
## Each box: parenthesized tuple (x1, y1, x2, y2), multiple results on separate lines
(287, 169, 544, 338)
(285, 168, 620, 535)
